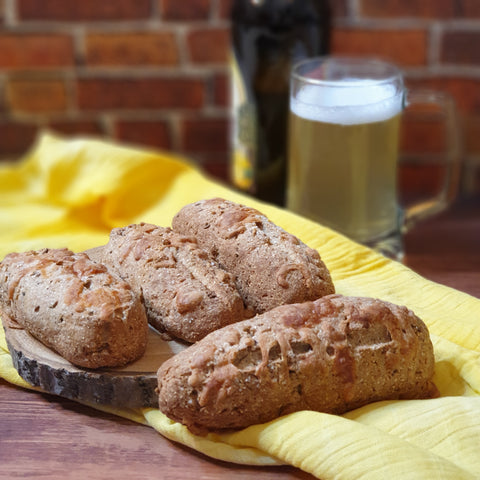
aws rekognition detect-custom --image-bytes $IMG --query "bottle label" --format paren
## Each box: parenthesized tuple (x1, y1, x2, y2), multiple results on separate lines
(230, 52, 256, 191)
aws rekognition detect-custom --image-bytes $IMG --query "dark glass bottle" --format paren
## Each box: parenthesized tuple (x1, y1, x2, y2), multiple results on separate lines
(230, 0, 330, 206)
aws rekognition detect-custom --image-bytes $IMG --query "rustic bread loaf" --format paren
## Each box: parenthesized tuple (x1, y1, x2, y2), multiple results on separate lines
(157, 294, 437, 434)
(97, 223, 247, 343)
(0, 248, 148, 369)
(172, 198, 335, 315)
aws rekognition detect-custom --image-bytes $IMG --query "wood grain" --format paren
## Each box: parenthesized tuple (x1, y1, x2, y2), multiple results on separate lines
(0, 378, 314, 480)
(4, 324, 186, 408)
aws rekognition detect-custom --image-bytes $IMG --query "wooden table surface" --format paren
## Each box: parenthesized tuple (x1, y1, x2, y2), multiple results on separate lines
(1, 196, 479, 480)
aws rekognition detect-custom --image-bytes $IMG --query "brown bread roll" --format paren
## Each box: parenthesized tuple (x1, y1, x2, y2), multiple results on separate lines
(157, 294, 437, 434)
(0, 248, 148, 369)
(172, 198, 335, 315)
(98, 223, 247, 343)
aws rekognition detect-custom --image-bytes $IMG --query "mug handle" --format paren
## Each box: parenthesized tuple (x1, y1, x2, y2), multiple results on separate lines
(399, 89, 462, 233)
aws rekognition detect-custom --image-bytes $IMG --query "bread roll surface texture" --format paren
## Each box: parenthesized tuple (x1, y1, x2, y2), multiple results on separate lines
(0, 248, 148, 369)
(99, 223, 246, 343)
(157, 294, 436, 434)
(172, 198, 335, 314)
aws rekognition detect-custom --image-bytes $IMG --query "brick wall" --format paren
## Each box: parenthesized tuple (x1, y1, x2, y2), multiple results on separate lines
(333, 0, 480, 197)
(0, 0, 479, 196)
(0, 0, 232, 180)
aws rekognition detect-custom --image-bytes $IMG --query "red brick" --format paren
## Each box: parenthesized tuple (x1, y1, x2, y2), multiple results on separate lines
(212, 73, 229, 107)
(400, 115, 447, 154)
(398, 99, 458, 204)
(85, 33, 179, 67)
(398, 162, 449, 206)
(441, 31, 480, 65)
(406, 77, 480, 114)
(77, 77, 205, 110)
(161, 0, 210, 20)
(114, 119, 172, 149)
(18, 0, 151, 21)
(218, 0, 233, 19)
(187, 29, 229, 64)
(0, 35, 74, 69)
(0, 121, 38, 155)
(359, 0, 480, 19)
(400, 101, 454, 153)
(47, 119, 105, 136)
(181, 117, 228, 152)
(6, 79, 67, 113)
(331, 29, 427, 66)
(463, 114, 480, 154)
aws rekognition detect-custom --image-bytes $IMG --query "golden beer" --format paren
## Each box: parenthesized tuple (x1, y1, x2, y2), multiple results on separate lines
(287, 80, 403, 243)
(287, 57, 458, 259)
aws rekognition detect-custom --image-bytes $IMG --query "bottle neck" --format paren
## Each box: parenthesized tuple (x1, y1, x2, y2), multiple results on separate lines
(231, 0, 331, 29)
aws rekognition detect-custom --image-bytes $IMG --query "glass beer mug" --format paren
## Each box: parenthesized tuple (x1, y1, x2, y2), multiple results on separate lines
(287, 56, 460, 260)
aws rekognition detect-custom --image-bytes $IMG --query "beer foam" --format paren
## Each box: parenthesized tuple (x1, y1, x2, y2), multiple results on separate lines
(291, 81, 403, 125)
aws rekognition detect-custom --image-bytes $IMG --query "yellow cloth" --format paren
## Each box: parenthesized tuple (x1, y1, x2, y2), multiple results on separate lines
(1, 132, 479, 479)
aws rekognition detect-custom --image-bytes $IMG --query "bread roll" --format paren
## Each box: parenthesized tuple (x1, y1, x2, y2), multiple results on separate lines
(0, 248, 148, 369)
(172, 198, 335, 314)
(157, 294, 437, 434)
(98, 223, 247, 343)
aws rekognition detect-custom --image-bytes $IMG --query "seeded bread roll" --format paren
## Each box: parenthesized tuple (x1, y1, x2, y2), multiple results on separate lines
(172, 198, 335, 315)
(98, 223, 247, 343)
(0, 248, 148, 369)
(157, 294, 437, 434)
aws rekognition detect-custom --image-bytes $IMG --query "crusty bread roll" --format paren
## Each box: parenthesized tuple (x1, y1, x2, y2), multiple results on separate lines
(97, 223, 247, 343)
(157, 294, 437, 434)
(172, 198, 335, 315)
(0, 248, 148, 369)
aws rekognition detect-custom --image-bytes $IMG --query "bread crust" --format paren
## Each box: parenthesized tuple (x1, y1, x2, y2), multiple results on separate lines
(157, 294, 437, 434)
(0, 248, 148, 369)
(99, 223, 247, 343)
(172, 198, 335, 314)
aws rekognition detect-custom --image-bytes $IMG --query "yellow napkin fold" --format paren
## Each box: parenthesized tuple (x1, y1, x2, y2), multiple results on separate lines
(1, 131, 479, 479)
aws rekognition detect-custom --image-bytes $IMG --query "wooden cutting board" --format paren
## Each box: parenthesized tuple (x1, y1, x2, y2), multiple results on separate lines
(4, 323, 187, 408)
